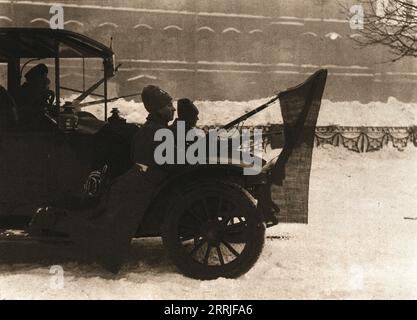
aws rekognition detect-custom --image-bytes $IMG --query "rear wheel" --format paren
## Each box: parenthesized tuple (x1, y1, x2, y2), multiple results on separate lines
(161, 180, 265, 280)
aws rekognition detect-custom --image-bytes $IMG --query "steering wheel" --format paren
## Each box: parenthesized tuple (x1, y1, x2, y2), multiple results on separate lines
(43, 90, 56, 115)
(47, 90, 55, 105)
(45, 90, 55, 107)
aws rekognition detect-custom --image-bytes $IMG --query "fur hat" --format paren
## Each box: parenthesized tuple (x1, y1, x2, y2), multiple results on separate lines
(141, 85, 173, 114)
(25, 64, 48, 82)
(177, 98, 199, 120)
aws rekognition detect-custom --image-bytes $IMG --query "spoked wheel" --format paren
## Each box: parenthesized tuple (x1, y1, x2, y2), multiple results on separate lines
(162, 180, 265, 280)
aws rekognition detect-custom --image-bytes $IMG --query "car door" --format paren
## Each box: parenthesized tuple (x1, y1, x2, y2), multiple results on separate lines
(0, 130, 52, 216)
(47, 130, 95, 205)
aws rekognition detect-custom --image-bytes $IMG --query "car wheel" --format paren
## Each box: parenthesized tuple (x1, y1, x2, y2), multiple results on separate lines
(161, 179, 265, 280)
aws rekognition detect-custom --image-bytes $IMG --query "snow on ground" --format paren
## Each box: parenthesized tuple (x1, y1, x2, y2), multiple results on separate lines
(82, 96, 417, 126)
(0, 145, 416, 299)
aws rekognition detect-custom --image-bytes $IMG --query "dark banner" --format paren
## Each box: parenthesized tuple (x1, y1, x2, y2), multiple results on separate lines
(271, 69, 327, 223)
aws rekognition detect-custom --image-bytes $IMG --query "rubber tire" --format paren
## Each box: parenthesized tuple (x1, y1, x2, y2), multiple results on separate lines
(161, 179, 265, 280)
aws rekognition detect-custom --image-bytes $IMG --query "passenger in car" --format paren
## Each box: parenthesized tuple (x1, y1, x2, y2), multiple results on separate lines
(169, 98, 200, 160)
(171, 98, 199, 134)
(132, 85, 176, 166)
(29, 85, 179, 273)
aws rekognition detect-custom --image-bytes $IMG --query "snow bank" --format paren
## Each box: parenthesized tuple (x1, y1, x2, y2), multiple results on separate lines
(80, 96, 417, 127)
(318, 97, 417, 127)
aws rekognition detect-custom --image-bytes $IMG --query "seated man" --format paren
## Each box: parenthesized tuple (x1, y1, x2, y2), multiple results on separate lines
(133, 85, 176, 166)
(29, 85, 178, 273)
(91, 108, 139, 181)
(15, 64, 54, 129)
(170, 98, 199, 134)
(0, 85, 19, 129)
(169, 99, 200, 163)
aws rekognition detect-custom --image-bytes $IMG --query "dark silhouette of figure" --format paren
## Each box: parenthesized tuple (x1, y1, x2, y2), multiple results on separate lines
(171, 98, 199, 133)
(132, 85, 176, 166)
(29, 85, 178, 273)
(85, 85, 177, 271)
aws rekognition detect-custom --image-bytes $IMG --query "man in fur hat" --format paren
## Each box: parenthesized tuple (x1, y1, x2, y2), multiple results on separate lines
(132, 85, 176, 166)
(29, 85, 178, 273)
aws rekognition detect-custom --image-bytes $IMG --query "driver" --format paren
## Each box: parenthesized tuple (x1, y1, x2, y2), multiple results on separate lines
(15, 63, 54, 129)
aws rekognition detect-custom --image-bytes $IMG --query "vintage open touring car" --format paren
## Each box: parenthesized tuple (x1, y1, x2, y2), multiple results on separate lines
(0, 28, 327, 279)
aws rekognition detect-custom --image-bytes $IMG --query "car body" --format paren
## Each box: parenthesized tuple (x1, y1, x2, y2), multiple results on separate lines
(0, 28, 327, 279)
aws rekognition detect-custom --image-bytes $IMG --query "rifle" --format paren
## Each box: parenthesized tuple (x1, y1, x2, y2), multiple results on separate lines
(77, 92, 141, 108)
(221, 95, 280, 130)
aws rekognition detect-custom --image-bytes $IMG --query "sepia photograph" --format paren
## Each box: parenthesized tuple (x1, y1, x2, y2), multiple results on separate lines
(0, 0, 416, 302)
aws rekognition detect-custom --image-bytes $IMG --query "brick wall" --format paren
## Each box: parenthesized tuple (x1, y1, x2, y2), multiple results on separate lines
(1, 0, 416, 102)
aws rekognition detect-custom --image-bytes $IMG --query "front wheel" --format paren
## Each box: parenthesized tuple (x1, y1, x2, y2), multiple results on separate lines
(161, 180, 265, 280)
